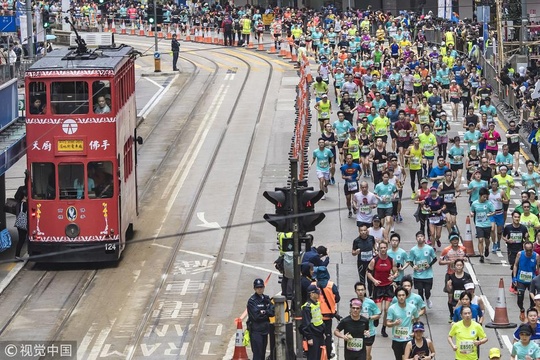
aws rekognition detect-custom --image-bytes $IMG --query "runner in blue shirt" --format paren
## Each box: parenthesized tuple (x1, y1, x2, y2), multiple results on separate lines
(470, 187, 496, 263)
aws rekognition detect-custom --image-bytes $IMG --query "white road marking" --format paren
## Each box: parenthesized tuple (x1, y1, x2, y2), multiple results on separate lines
(139, 74, 179, 119)
(87, 319, 116, 360)
(196, 212, 222, 229)
(201, 342, 213, 355)
(77, 323, 99, 359)
(502, 334, 513, 352)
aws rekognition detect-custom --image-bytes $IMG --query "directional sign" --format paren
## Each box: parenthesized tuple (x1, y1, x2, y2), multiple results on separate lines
(0, 16, 16, 33)
(154, 52, 160, 59)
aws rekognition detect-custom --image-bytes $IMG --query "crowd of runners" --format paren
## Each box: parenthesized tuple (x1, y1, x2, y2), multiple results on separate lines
(292, 5, 540, 360)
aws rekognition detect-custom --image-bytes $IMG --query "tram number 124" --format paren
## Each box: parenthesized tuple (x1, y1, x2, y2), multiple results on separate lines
(105, 243, 117, 253)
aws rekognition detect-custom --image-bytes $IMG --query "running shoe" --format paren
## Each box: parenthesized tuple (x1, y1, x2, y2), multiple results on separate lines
(411, 192, 417, 200)
(427, 299, 433, 309)
(492, 243, 499, 253)
(321, 194, 326, 200)
(484, 247, 490, 257)
(448, 316, 453, 323)
(353, 208, 357, 214)
(330, 177, 335, 185)
(520, 310, 526, 322)
(480, 256, 485, 263)
(398, 215, 403, 223)
(348, 211, 352, 218)
(426, 239, 432, 245)
(436, 239, 442, 248)
(381, 327, 388, 338)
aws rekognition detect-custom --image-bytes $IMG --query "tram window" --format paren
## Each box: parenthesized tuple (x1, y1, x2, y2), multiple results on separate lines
(31, 163, 55, 200)
(59, 163, 85, 200)
(28, 82, 46, 115)
(51, 81, 89, 115)
(93, 81, 111, 114)
(88, 161, 113, 199)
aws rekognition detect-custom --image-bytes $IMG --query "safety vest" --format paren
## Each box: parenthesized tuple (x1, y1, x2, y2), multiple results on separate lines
(348, 137, 360, 160)
(312, 281, 336, 319)
(277, 232, 293, 255)
(242, 19, 251, 35)
(302, 301, 324, 326)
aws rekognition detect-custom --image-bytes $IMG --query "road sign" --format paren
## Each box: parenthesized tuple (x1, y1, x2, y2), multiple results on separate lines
(154, 52, 160, 59)
(18, 99, 24, 111)
(0, 16, 16, 33)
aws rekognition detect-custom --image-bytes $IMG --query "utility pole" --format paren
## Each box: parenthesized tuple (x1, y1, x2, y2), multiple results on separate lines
(154, 0, 158, 52)
(26, 0, 34, 59)
(521, 0, 528, 56)
(496, 0, 505, 69)
(290, 158, 304, 358)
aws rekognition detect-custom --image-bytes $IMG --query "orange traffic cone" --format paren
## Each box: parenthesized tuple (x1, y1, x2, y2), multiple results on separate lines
(462, 216, 476, 256)
(130, 21, 135, 35)
(290, 46, 298, 62)
(267, 43, 277, 54)
(247, 38, 254, 49)
(138, 20, 145, 36)
(284, 47, 292, 59)
(321, 345, 328, 360)
(256, 36, 264, 51)
(120, 20, 126, 34)
(486, 278, 518, 329)
(104, 20, 109, 32)
(111, 19, 116, 33)
(232, 318, 249, 360)
(185, 25, 191, 42)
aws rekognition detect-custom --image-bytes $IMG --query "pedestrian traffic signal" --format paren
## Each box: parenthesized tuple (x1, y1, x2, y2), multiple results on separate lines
(42, 10, 50, 29)
(146, 6, 155, 24)
(263, 188, 292, 232)
(298, 187, 325, 232)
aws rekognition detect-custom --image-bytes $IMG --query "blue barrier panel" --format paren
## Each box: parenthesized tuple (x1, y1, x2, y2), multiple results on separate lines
(0, 79, 18, 131)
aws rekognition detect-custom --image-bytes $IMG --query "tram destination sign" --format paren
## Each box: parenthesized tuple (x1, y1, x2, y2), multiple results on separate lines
(57, 139, 84, 152)
(0, 16, 16, 33)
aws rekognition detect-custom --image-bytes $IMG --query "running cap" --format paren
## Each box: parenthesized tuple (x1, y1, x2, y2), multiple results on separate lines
(489, 348, 501, 359)
(412, 323, 425, 332)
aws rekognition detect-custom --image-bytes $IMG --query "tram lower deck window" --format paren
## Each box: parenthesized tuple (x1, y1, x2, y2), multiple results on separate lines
(51, 81, 89, 115)
(59, 163, 85, 200)
(31, 163, 55, 200)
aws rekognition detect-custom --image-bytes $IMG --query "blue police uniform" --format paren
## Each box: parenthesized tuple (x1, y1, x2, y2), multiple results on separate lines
(247, 279, 275, 360)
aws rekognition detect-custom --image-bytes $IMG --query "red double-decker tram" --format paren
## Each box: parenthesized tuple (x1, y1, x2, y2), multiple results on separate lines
(24, 42, 140, 262)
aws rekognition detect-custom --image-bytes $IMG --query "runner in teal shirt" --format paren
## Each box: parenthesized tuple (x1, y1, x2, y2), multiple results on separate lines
(387, 287, 419, 346)
(387, 233, 409, 283)
(390, 275, 426, 316)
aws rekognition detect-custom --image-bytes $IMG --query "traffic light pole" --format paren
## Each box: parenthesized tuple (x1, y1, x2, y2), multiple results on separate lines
(26, 0, 34, 59)
(290, 158, 304, 358)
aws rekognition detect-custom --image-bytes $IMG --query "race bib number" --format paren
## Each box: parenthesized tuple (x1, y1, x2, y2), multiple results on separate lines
(320, 111, 329, 118)
(509, 232, 522, 243)
(411, 157, 421, 165)
(347, 338, 364, 351)
(347, 181, 359, 192)
(319, 160, 329, 168)
(510, 136, 519, 143)
(459, 341, 474, 354)
(487, 140, 496, 147)
(360, 205, 372, 214)
(476, 212, 487, 223)
(361, 145, 370, 153)
(424, 144, 433, 152)
(453, 155, 462, 162)
(519, 271, 533, 283)
(417, 260, 429, 270)
(394, 326, 409, 340)
(376, 128, 386, 135)
(419, 115, 429, 124)
(377, 163, 386, 172)
(350, 144, 359, 153)
(337, 132, 347, 142)
(429, 216, 441, 224)
(398, 130, 407, 138)
(382, 195, 392, 203)
(390, 94, 397, 100)
(453, 289, 464, 300)
(360, 250, 373, 262)
(444, 193, 455, 203)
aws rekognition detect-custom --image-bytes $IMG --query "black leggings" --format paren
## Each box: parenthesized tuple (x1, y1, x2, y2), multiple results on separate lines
(414, 278, 433, 300)
(532, 144, 539, 164)
(462, 97, 471, 115)
(438, 142, 448, 159)
(15, 228, 27, 257)
(410, 169, 422, 192)
(392, 340, 408, 360)
(358, 261, 374, 296)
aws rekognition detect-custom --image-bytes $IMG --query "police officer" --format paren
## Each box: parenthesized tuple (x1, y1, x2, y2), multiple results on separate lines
(247, 278, 275, 360)
(171, 34, 180, 71)
(301, 284, 326, 360)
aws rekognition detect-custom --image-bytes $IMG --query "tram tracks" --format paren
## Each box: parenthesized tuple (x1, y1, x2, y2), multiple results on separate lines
(0, 40, 281, 358)
(122, 48, 276, 359)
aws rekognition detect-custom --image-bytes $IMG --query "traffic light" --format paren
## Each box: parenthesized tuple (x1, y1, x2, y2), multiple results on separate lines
(146, 5, 155, 24)
(263, 187, 292, 232)
(42, 10, 50, 29)
(298, 187, 325, 232)
(156, 6, 163, 25)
